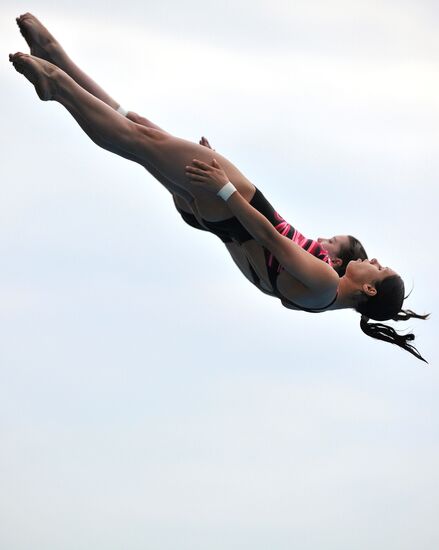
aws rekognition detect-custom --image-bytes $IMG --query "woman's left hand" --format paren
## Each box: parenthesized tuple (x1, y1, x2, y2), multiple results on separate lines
(185, 158, 229, 194)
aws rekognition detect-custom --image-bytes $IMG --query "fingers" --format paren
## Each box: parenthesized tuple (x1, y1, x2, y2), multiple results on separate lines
(185, 165, 207, 181)
(200, 136, 213, 150)
(190, 158, 221, 171)
(186, 166, 208, 178)
(185, 172, 207, 182)
(187, 174, 207, 182)
(185, 165, 206, 175)
(191, 159, 210, 170)
(185, 158, 225, 189)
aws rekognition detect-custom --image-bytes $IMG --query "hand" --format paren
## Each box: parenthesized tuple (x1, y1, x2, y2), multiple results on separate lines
(199, 136, 214, 150)
(185, 158, 229, 194)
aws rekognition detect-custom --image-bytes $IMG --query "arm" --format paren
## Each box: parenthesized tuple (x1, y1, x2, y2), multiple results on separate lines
(226, 192, 337, 291)
(186, 159, 338, 292)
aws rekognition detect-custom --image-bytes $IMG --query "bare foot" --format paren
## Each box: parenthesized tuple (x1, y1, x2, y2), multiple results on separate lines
(16, 13, 58, 62)
(9, 52, 58, 101)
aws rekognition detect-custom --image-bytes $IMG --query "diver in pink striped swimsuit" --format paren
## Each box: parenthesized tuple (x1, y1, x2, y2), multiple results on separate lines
(175, 186, 335, 304)
(174, 183, 367, 308)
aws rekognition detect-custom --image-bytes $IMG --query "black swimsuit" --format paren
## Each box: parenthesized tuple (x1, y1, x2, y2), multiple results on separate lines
(174, 188, 338, 312)
(262, 247, 339, 312)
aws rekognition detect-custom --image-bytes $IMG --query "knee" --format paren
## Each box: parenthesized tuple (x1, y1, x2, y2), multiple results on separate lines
(126, 112, 166, 133)
(121, 120, 153, 152)
(132, 124, 168, 151)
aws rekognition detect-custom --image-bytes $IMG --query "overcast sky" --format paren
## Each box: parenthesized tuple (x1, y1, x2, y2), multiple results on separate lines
(1, 1, 439, 549)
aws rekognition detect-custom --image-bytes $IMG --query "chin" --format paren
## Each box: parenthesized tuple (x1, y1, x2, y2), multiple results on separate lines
(345, 260, 358, 276)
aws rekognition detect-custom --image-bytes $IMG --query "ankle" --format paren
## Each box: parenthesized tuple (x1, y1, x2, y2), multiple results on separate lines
(45, 63, 65, 99)
(45, 40, 63, 62)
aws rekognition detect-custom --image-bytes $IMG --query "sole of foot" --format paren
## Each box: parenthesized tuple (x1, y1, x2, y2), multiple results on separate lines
(9, 52, 55, 101)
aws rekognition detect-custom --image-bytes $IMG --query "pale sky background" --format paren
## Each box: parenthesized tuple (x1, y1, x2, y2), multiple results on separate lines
(1, 1, 439, 549)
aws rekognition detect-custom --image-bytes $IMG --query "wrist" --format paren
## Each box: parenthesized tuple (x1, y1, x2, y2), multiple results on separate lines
(217, 181, 237, 201)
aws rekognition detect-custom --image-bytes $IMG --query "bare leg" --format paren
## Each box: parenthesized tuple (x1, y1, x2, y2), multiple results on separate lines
(15, 12, 197, 206)
(15, 13, 258, 228)
(224, 242, 273, 292)
(14, 18, 274, 287)
(10, 53, 255, 222)
(15, 17, 267, 279)
(11, 49, 273, 290)
(17, 13, 129, 117)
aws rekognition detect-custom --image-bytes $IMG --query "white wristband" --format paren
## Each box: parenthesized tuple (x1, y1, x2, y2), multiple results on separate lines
(217, 181, 237, 201)
(116, 105, 128, 117)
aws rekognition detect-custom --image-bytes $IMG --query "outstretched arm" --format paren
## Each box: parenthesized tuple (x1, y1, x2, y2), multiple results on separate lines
(186, 159, 338, 292)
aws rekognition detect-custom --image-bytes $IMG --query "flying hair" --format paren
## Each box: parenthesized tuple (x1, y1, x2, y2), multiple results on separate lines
(356, 275, 429, 363)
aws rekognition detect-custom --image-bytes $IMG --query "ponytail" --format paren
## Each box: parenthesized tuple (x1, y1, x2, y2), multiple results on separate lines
(356, 275, 429, 363)
(360, 313, 429, 363)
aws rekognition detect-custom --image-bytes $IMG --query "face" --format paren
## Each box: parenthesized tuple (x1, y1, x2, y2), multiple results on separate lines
(346, 258, 398, 285)
(317, 235, 351, 261)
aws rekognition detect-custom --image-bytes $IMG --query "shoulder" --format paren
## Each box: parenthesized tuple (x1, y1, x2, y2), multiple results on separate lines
(272, 235, 338, 287)
(276, 267, 339, 309)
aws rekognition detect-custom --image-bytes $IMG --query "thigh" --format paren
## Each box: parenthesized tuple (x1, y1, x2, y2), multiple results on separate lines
(136, 130, 256, 222)
(173, 193, 194, 214)
(224, 242, 270, 290)
(224, 242, 257, 283)
(241, 241, 274, 292)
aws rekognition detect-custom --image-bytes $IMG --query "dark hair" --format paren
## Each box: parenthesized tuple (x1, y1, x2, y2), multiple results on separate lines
(355, 275, 429, 363)
(335, 236, 368, 276)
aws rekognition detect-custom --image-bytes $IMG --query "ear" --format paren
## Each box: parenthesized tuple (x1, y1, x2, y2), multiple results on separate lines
(362, 283, 377, 297)
(331, 257, 343, 267)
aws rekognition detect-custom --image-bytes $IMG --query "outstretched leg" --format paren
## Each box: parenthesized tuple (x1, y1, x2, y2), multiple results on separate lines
(10, 43, 271, 289)
(16, 14, 168, 131)
(15, 12, 196, 205)
(10, 52, 255, 221)
(16, 13, 121, 112)
(14, 17, 266, 284)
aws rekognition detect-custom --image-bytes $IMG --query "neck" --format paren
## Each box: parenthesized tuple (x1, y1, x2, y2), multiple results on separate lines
(329, 275, 359, 311)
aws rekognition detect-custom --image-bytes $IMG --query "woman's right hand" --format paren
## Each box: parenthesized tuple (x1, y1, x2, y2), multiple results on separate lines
(185, 158, 229, 194)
